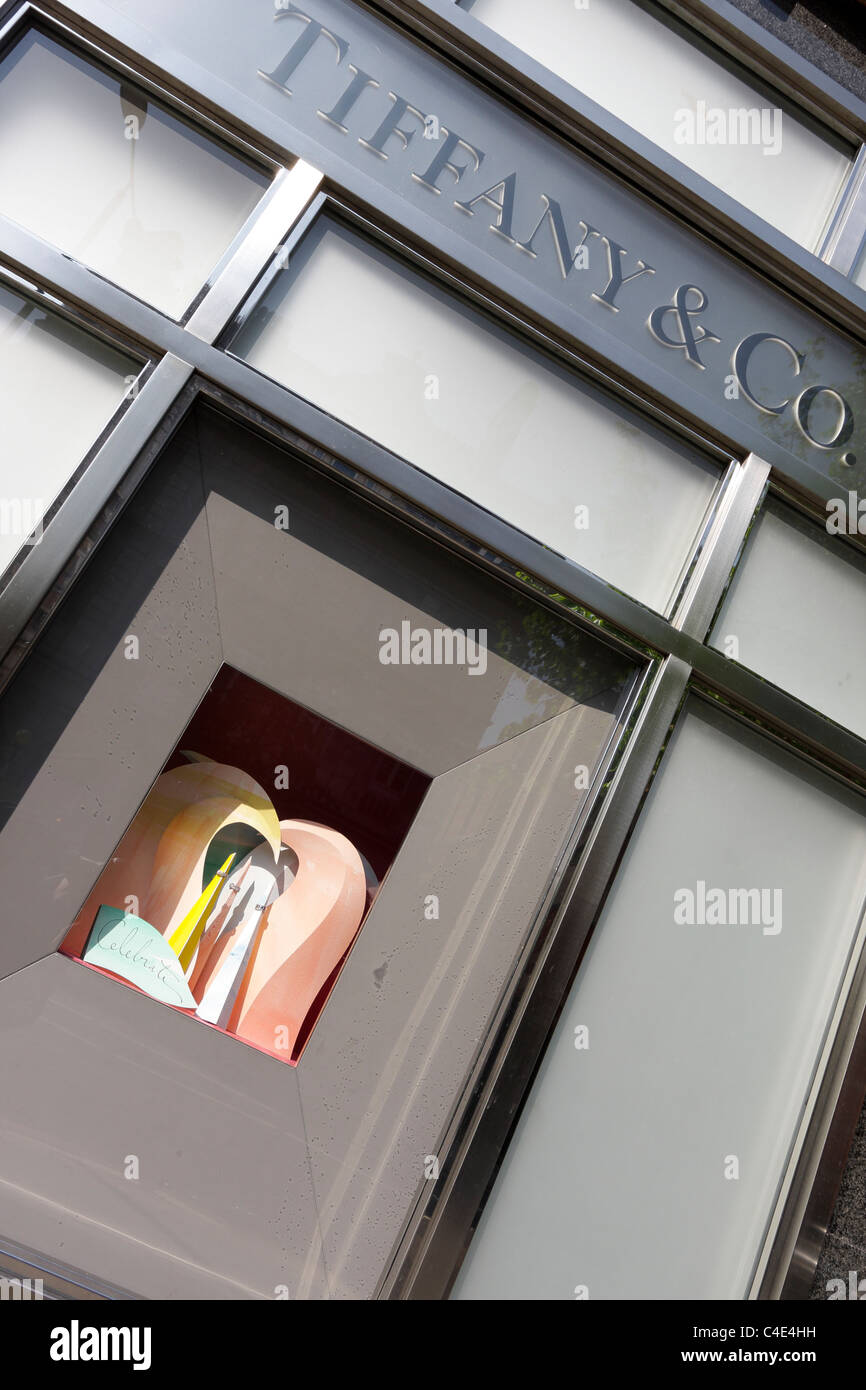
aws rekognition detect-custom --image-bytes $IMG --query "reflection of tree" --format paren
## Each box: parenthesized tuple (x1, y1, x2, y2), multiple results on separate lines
(489, 576, 636, 742)
(748, 329, 866, 493)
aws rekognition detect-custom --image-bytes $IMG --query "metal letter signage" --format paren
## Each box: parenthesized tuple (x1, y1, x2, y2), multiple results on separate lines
(65, 0, 866, 490)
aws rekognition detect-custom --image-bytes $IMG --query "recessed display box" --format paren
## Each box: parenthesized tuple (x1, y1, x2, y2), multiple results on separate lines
(59, 667, 430, 1063)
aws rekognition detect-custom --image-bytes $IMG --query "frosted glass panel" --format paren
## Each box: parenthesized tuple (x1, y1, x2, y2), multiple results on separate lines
(710, 503, 866, 741)
(0, 283, 138, 576)
(231, 220, 718, 613)
(454, 701, 866, 1300)
(464, 0, 850, 250)
(0, 33, 268, 318)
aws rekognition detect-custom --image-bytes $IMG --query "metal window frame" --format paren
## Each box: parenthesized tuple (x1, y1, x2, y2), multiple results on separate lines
(0, 0, 863, 1303)
(378, 664, 866, 1302)
(223, 189, 738, 621)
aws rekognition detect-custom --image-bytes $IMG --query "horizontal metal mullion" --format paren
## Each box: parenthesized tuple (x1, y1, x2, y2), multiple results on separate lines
(687, 645, 866, 788)
(0, 215, 217, 357)
(189, 361, 699, 658)
(0, 186, 857, 524)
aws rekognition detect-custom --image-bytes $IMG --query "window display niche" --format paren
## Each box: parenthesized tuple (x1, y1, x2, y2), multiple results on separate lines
(0, 399, 635, 1099)
(59, 668, 429, 1063)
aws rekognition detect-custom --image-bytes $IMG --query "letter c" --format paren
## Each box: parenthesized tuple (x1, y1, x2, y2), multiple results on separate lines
(731, 332, 804, 415)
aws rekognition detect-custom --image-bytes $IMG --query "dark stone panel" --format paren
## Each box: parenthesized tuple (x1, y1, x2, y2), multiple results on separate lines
(726, 0, 866, 103)
(811, 1099, 866, 1299)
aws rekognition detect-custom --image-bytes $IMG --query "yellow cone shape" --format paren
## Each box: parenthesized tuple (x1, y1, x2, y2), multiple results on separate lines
(145, 795, 282, 941)
(169, 853, 236, 973)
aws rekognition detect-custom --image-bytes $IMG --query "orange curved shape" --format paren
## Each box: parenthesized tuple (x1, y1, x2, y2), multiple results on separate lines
(63, 760, 279, 957)
(228, 820, 366, 1057)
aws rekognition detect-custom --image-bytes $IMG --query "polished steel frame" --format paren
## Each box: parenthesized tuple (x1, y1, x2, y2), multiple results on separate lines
(0, 0, 864, 1302)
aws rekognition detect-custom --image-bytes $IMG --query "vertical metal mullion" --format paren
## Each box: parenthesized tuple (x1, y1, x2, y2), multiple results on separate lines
(184, 160, 323, 344)
(755, 898, 866, 1299)
(0, 353, 195, 659)
(670, 452, 770, 641)
(819, 144, 866, 277)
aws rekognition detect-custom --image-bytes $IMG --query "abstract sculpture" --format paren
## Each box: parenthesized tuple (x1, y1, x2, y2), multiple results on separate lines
(64, 757, 372, 1063)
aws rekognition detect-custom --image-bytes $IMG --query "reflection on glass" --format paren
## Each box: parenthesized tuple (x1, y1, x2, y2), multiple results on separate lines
(0, 281, 138, 576)
(462, 0, 850, 249)
(453, 699, 866, 1299)
(0, 33, 269, 317)
(230, 219, 718, 613)
(710, 499, 866, 741)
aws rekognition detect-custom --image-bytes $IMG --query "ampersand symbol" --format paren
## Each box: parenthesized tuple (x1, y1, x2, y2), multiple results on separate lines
(648, 284, 721, 369)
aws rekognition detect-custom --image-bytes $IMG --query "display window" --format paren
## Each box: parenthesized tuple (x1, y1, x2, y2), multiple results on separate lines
(0, 400, 637, 1297)
(58, 668, 429, 1064)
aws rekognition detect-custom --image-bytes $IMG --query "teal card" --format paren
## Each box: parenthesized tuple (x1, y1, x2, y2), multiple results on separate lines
(84, 906, 196, 1009)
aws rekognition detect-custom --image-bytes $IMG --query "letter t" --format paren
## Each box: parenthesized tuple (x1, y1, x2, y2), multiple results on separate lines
(259, 5, 349, 97)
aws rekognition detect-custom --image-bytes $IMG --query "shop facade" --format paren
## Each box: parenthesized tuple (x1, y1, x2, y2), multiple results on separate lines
(0, 0, 864, 1300)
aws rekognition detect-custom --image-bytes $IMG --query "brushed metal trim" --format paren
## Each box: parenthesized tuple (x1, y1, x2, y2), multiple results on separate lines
(185, 161, 323, 343)
(671, 452, 771, 640)
(0, 355, 194, 655)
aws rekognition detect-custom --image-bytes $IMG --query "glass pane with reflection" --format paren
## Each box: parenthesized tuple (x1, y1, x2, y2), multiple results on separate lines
(0, 281, 139, 577)
(0, 32, 269, 318)
(461, 0, 850, 250)
(710, 498, 866, 742)
(230, 217, 719, 614)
